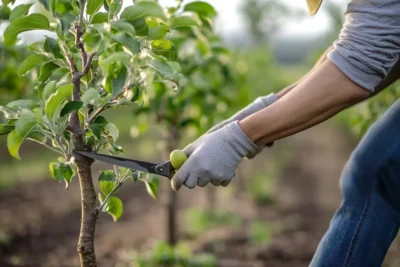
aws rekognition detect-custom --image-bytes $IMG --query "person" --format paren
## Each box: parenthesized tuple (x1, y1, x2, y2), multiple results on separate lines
(171, 0, 400, 266)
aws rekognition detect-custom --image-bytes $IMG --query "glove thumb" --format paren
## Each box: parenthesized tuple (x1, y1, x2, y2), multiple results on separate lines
(183, 142, 196, 156)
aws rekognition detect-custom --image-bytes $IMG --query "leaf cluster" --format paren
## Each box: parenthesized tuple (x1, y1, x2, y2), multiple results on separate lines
(0, 0, 224, 220)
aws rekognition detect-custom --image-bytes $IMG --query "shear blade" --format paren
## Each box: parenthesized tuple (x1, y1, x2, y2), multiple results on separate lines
(75, 151, 157, 173)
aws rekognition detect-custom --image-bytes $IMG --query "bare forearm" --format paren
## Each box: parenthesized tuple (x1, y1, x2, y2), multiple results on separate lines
(240, 60, 369, 145)
(277, 46, 333, 99)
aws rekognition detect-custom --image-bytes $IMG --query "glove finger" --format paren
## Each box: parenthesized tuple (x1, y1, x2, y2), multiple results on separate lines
(205, 119, 231, 134)
(211, 178, 222, 186)
(221, 179, 232, 187)
(184, 174, 198, 189)
(197, 177, 209, 187)
(171, 162, 191, 191)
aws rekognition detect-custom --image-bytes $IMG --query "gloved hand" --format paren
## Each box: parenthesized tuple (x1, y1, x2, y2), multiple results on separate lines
(171, 121, 257, 190)
(206, 93, 277, 158)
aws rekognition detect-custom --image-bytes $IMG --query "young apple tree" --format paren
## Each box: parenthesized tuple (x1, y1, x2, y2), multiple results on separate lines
(0, 0, 205, 266)
(131, 0, 237, 246)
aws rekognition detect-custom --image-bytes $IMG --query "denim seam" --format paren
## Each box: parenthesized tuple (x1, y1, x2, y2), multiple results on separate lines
(343, 195, 371, 267)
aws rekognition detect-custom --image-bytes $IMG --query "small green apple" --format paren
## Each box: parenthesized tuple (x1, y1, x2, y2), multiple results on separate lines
(170, 150, 188, 170)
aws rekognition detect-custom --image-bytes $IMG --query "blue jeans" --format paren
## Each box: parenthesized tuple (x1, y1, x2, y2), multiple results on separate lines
(310, 99, 400, 267)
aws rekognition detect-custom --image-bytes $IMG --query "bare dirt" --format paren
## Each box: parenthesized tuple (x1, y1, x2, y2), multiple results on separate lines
(0, 122, 399, 267)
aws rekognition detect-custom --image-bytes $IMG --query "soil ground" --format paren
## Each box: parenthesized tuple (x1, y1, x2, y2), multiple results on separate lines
(0, 121, 399, 267)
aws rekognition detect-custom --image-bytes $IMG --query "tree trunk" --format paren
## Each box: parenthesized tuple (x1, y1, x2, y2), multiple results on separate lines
(71, 71, 98, 266)
(162, 127, 180, 246)
(75, 149, 98, 267)
(166, 189, 178, 245)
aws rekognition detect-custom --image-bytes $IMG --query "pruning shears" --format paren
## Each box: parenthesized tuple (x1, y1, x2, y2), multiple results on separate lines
(74, 151, 176, 179)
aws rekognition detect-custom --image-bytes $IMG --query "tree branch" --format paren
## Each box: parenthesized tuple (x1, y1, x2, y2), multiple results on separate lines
(67, 54, 78, 74)
(86, 81, 142, 124)
(76, 0, 88, 69)
(81, 53, 95, 77)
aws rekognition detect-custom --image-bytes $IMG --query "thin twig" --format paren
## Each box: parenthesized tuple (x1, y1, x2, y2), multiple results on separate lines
(76, 0, 88, 69)
(97, 182, 123, 212)
(67, 54, 78, 73)
(87, 105, 107, 124)
(55, 137, 69, 156)
(86, 81, 142, 124)
(28, 138, 64, 154)
(80, 53, 95, 77)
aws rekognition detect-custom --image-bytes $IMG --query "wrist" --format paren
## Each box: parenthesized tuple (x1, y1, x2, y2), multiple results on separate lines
(255, 93, 278, 107)
(238, 118, 267, 146)
(222, 121, 258, 157)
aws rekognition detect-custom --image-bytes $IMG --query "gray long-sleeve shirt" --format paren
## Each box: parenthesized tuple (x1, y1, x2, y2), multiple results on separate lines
(328, 0, 400, 92)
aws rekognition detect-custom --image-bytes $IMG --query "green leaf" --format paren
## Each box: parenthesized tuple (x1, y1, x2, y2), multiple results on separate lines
(93, 116, 108, 127)
(18, 54, 46, 77)
(147, 25, 169, 40)
(38, 61, 59, 82)
(7, 114, 38, 159)
(0, 5, 11, 20)
(28, 41, 45, 54)
(87, 0, 103, 15)
(83, 27, 103, 53)
(183, 1, 217, 18)
(9, 3, 33, 22)
(6, 99, 36, 108)
(99, 170, 116, 195)
(112, 33, 140, 54)
(28, 131, 46, 143)
(110, 21, 135, 35)
(42, 81, 57, 100)
(15, 113, 37, 136)
(111, 143, 124, 153)
(99, 170, 117, 182)
(104, 123, 119, 141)
(132, 171, 139, 182)
(111, 66, 127, 97)
(106, 196, 123, 221)
(149, 59, 174, 76)
(99, 52, 130, 74)
(121, 1, 166, 21)
(4, 14, 50, 46)
(45, 84, 73, 120)
(128, 18, 148, 36)
(38, 0, 50, 10)
(49, 158, 74, 189)
(168, 61, 182, 73)
(150, 40, 177, 61)
(60, 101, 83, 117)
(91, 12, 108, 24)
(106, 0, 122, 14)
(44, 37, 63, 59)
(145, 177, 159, 200)
(0, 124, 14, 135)
(81, 88, 100, 106)
(89, 123, 103, 140)
(170, 16, 198, 28)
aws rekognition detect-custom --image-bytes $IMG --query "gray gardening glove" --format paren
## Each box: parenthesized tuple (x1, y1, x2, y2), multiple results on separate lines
(171, 121, 258, 190)
(206, 93, 278, 158)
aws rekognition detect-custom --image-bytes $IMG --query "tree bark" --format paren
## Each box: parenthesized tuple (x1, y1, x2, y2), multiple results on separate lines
(70, 69, 98, 266)
(162, 127, 180, 246)
(75, 154, 98, 267)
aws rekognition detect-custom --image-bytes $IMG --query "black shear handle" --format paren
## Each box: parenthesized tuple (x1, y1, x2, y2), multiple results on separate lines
(154, 161, 175, 179)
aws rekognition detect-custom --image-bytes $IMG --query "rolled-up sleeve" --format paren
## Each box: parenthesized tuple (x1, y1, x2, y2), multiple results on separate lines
(328, 0, 400, 92)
